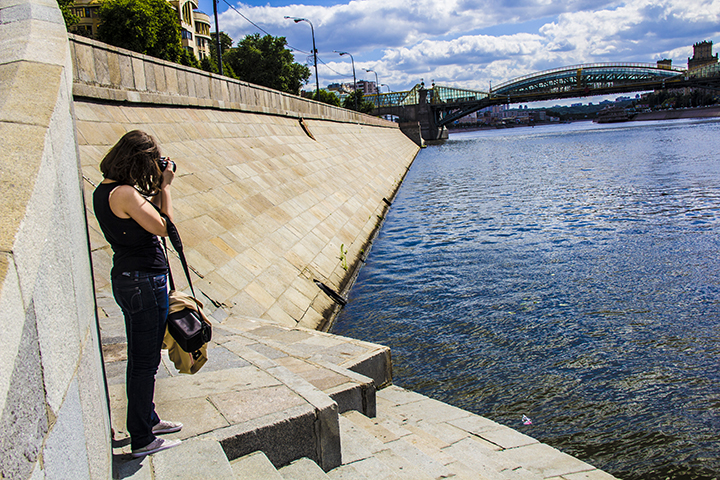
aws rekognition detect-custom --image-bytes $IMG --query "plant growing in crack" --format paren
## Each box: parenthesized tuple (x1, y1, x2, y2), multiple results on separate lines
(339, 243, 348, 271)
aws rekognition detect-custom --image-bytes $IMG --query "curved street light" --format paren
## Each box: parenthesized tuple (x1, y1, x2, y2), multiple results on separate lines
(334, 50, 357, 110)
(364, 68, 380, 107)
(379, 83, 391, 106)
(285, 16, 319, 99)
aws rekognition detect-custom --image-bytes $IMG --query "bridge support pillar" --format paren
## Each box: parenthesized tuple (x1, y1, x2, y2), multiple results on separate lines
(375, 88, 447, 144)
(416, 88, 448, 142)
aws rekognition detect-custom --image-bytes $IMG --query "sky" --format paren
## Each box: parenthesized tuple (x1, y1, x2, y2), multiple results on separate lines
(196, 0, 720, 95)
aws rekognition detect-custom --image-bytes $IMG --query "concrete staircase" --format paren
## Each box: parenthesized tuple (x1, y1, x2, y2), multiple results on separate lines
(115, 386, 617, 480)
(107, 313, 617, 480)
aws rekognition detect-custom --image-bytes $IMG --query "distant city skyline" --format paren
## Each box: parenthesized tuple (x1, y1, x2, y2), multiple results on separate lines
(198, 0, 719, 96)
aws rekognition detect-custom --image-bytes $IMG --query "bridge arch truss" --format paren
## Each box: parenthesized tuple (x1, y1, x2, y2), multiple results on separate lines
(492, 62, 684, 97)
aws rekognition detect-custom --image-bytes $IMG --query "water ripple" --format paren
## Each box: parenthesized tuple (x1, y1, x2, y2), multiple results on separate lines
(334, 119, 720, 480)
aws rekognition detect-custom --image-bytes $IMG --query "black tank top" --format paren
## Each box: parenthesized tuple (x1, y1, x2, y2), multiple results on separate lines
(93, 182, 167, 278)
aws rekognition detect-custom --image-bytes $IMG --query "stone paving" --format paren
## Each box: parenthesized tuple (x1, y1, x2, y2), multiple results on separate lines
(105, 306, 389, 472)
(105, 306, 618, 479)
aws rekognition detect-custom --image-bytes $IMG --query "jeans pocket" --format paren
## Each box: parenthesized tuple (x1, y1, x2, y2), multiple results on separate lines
(153, 274, 167, 290)
(116, 285, 144, 314)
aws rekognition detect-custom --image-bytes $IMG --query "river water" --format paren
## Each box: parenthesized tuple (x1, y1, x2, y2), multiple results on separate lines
(332, 119, 720, 480)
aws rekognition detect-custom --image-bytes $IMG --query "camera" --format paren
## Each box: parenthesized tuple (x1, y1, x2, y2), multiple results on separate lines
(159, 156, 176, 172)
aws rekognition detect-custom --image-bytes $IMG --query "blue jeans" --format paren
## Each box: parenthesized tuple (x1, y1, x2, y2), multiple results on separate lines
(112, 271, 168, 450)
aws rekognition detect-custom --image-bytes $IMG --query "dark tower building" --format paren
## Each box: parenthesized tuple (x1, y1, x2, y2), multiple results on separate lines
(688, 41, 718, 70)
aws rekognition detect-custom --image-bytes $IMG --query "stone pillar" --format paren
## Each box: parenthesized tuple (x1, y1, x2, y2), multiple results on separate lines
(0, 0, 111, 478)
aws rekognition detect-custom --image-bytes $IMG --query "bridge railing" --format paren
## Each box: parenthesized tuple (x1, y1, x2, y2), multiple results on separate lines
(368, 84, 490, 108)
(491, 62, 686, 92)
(429, 85, 488, 104)
(366, 85, 420, 107)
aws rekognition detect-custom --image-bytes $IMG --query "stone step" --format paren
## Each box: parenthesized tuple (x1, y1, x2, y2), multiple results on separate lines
(114, 438, 236, 480)
(279, 457, 332, 479)
(218, 314, 392, 389)
(211, 321, 376, 417)
(337, 411, 457, 480)
(369, 407, 535, 480)
(111, 357, 341, 473)
(109, 313, 387, 475)
(152, 438, 235, 479)
(230, 451, 284, 480)
(374, 386, 617, 480)
(326, 463, 372, 480)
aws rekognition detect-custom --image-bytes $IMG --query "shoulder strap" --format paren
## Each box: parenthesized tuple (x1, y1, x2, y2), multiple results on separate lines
(161, 214, 197, 300)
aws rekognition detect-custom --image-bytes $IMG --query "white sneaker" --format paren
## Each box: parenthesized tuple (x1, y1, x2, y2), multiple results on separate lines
(152, 419, 183, 435)
(131, 437, 181, 458)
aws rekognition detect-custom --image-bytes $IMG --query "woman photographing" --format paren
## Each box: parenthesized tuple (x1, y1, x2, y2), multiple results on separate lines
(93, 130, 183, 457)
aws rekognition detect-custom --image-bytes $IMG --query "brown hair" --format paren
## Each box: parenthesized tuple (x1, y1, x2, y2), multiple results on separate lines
(99, 130, 162, 196)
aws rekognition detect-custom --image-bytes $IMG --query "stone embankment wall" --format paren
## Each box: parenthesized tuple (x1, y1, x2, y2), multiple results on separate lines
(0, 1, 111, 479)
(633, 105, 720, 121)
(71, 35, 420, 330)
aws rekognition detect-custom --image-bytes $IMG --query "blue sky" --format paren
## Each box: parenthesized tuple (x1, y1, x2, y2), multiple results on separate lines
(197, 0, 720, 95)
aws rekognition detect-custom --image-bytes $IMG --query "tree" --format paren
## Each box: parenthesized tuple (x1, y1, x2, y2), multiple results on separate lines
(178, 48, 200, 69)
(209, 31, 233, 63)
(97, 0, 183, 63)
(57, 0, 79, 28)
(314, 89, 341, 107)
(201, 56, 218, 74)
(342, 90, 375, 114)
(224, 34, 310, 94)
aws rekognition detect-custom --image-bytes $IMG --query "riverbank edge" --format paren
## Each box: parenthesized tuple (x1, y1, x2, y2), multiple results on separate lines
(448, 105, 720, 135)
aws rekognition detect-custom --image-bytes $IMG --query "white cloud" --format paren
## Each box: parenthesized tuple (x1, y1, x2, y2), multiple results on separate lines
(217, 0, 720, 92)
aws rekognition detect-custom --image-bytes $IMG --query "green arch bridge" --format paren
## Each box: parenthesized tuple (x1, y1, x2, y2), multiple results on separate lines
(367, 62, 720, 141)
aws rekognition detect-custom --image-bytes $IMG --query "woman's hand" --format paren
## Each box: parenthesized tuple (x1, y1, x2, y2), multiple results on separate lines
(149, 158, 175, 227)
(160, 159, 176, 189)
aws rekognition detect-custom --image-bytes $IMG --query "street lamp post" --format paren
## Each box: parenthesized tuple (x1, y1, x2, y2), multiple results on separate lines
(285, 16, 319, 99)
(334, 50, 356, 110)
(212, 0, 223, 75)
(379, 83, 391, 106)
(364, 68, 379, 107)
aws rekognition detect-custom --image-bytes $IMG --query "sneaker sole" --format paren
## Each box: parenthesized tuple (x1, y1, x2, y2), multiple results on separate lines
(152, 426, 182, 435)
(131, 439, 181, 458)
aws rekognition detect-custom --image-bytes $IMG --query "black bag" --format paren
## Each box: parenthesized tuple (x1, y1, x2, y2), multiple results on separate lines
(167, 299, 211, 353)
(162, 215, 212, 353)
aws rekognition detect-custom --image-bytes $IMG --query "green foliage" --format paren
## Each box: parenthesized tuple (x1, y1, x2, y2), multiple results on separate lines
(200, 55, 238, 78)
(224, 34, 310, 94)
(200, 56, 218, 74)
(209, 31, 233, 62)
(57, 0, 79, 28)
(222, 62, 238, 79)
(314, 89, 341, 107)
(342, 89, 375, 113)
(178, 48, 200, 69)
(340, 244, 348, 271)
(97, 0, 183, 62)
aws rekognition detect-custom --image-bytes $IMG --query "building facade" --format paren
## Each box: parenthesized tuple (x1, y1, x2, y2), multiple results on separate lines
(356, 79, 378, 95)
(70, 0, 211, 61)
(328, 80, 378, 95)
(688, 41, 718, 70)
